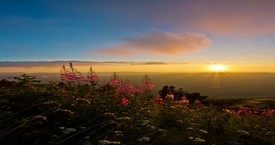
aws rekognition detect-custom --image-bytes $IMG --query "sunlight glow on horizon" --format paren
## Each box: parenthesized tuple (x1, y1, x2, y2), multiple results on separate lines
(208, 64, 228, 72)
(1, 61, 275, 73)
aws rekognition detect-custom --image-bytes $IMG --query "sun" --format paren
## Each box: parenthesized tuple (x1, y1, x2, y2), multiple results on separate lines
(208, 64, 228, 72)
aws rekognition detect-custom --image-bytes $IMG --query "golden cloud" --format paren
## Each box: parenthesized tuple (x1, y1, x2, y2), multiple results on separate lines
(95, 31, 212, 55)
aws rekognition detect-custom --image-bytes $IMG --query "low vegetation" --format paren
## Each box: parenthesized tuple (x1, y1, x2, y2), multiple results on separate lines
(0, 63, 274, 145)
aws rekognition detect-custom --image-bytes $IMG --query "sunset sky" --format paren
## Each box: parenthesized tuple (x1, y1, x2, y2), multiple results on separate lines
(1, 0, 275, 73)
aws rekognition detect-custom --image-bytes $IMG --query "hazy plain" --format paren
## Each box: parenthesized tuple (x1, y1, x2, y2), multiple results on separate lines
(1, 72, 275, 99)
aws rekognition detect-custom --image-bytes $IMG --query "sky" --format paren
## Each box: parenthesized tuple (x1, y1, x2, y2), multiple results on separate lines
(1, 0, 275, 73)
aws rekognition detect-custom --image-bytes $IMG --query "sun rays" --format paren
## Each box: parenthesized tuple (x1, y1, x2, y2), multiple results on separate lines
(208, 64, 229, 72)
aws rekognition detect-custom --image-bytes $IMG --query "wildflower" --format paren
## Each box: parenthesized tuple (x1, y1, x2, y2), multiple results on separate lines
(87, 74, 99, 81)
(141, 120, 150, 126)
(60, 64, 84, 82)
(165, 93, 174, 100)
(181, 98, 189, 104)
(60, 73, 66, 80)
(98, 140, 111, 145)
(56, 108, 74, 116)
(109, 79, 122, 86)
(87, 67, 99, 82)
(237, 130, 250, 136)
(134, 87, 144, 94)
(116, 117, 130, 121)
(108, 72, 122, 87)
(76, 98, 91, 105)
(33, 115, 47, 122)
(113, 131, 123, 134)
(65, 128, 76, 132)
(224, 109, 235, 115)
(104, 112, 116, 117)
(146, 125, 156, 130)
(141, 75, 154, 91)
(76, 75, 85, 80)
(186, 127, 194, 130)
(190, 123, 199, 126)
(52, 134, 58, 138)
(120, 97, 129, 106)
(117, 81, 135, 95)
(113, 131, 123, 137)
(261, 109, 275, 116)
(62, 63, 83, 81)
(141, 81, 154, 91)
(138, 137, 150, 142)
(194, 100, 201, 105)
(154, 97, 163, 102)
(157, 128, 166, 132)
(181, 95, 187, 100)
(59, 127, 65, 130)
(194, 137, 206, 142)
(176, 120, 184, 124)
(266, 131, 275, 136)
(43, 101, 61, 107)
(62, 128, 76, 134)
(199, 129, 208, 134)
(98, 140, 121, 145)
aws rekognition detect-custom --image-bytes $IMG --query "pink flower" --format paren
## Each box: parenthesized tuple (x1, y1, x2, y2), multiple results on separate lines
(154, 97, 163, 102)
(87, 67, 99, 82)
(60, 72, 85, 82)
(181, 95, 187, 100)
(60, 73, 67, 79)
(120, 97, 128, 106)
(141, 75, 154, 91)
(61, 74, 74, 80)
(76, 75, 85, 80)
(108, 72, 122, 87)
(118, 82, 134, 92)
(134, 88, 144, 94)
(116, 81, 139, 96)
(261, 109, 275, 116)
(109, 79, 122, 87)
(87, 74, 99, 81)
(152, 97, 164, 105)
(165, 94, 174, 100)
(236, 109, 247, 115)
(141, 82, 154, 91)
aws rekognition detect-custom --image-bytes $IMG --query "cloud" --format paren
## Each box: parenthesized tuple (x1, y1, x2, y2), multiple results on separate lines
(187, 0, 275, 35)
(95, 31, 212, 55)
(131, 62, 167, 65)
(0, 60, 187, 67)
(95, 0, 275, 36)
(131, 62, 188, 65)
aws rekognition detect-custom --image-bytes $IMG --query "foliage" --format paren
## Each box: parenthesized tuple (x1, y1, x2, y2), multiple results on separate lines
(158, 85, 208, 104)
(0, 63, 274, 145)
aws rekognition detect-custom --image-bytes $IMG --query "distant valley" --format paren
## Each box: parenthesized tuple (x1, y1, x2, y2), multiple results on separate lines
(1, 72, 275, 99)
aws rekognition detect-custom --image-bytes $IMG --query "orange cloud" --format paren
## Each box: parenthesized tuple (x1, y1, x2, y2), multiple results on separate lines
(95, 46, 133, 55)
(95, 31, 212, 55)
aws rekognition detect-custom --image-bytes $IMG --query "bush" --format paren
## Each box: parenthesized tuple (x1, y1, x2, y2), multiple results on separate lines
(0, 63, 274, 145)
